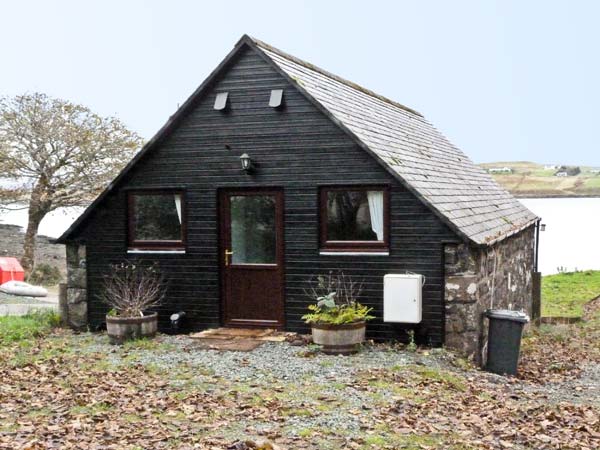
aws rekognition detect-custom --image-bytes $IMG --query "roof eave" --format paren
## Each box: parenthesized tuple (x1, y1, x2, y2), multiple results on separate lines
(247, 37, 540, 248)
(55, 36, 255, 244)
(478, 217, 540, 247)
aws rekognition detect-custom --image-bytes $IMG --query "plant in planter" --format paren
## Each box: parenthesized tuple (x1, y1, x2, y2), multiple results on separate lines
(302, 271, 374, 355)
(100, 262, 165, 344)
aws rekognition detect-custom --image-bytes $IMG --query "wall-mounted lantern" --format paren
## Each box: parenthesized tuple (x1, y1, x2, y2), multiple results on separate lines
(540, 223, 546, 232)
(240, 153, 254, 173)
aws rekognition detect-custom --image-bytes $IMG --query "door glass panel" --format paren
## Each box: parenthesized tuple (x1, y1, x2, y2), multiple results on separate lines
(230, 195, 276, 264)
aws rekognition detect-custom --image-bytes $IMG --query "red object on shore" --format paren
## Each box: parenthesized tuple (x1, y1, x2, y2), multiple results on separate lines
(0, 257, 25, 284)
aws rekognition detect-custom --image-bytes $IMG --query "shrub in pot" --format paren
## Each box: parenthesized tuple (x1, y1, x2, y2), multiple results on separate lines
(302, 272, 374, 355)
(100, 262, 165, 344)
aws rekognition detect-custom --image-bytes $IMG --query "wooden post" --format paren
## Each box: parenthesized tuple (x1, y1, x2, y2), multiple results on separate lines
(531, 271, 542, 326)
(58, 282, 68, 326)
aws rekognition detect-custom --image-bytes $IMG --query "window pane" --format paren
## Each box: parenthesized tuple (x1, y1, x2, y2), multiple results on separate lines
(133, 194, 182, 241)
(326, 190, 382, 241)
(230, 195, 276, 264)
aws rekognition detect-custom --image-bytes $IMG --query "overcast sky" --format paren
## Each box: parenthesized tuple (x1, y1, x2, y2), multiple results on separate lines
(2, 0, 599, 165)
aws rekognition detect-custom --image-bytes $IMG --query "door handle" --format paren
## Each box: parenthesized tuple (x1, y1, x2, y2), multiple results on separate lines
(225, 250, 233, 266)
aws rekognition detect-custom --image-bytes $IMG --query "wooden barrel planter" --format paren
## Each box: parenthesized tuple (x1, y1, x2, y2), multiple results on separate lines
(106, 312, 158, 344)
(310, 321, 366, 355)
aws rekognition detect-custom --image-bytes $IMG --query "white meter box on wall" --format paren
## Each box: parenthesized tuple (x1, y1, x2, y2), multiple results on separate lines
(383, 274, 423, 323)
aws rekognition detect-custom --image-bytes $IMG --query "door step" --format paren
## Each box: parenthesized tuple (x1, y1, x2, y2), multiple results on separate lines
(188, 327, 296, 351)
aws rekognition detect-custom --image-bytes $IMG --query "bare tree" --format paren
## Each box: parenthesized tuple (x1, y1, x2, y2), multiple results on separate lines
(99, 262, 165, 317)
(305, 270, 363, 306)
(0, 93, 142, 274)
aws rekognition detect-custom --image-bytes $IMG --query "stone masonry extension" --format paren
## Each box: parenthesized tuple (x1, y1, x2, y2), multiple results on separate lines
(65, 244, 87, 330)
(444, 226, 535, 364)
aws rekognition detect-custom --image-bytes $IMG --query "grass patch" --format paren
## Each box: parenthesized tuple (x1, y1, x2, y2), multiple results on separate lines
(121, 337, 176, 352)
(542, 270, 600, 317)
(411, 365, 467, 391)
(359, 431, 445, 449)
(26, 407, 53, 418)
(297, 428, 313, 438)
(70, 402, 114, 416)
(583, 176, 600, 189)
(0, 310, 61, 342)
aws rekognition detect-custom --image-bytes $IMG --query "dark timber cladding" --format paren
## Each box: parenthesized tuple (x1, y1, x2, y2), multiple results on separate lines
(67, 44, 460, 343)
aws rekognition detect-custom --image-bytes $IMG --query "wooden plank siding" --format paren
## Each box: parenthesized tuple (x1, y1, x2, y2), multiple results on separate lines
(74, 46, 459, 344)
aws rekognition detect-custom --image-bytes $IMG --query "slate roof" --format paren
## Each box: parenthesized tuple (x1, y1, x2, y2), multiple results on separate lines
(57, 35, 538, 246)
(252, 37, 538, 245)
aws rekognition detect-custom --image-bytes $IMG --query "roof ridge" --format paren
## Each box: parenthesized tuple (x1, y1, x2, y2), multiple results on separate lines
(58, 34, 537, 247)
(248, 36, 423, 118)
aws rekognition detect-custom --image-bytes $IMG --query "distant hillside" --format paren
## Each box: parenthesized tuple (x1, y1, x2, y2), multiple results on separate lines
(0, 224, 66, 275)
(479, 161, 600, 197)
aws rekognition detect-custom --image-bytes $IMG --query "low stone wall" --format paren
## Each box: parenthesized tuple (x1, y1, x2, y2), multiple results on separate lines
(444, 226, 535, 364)
(65, 244, 87, 330)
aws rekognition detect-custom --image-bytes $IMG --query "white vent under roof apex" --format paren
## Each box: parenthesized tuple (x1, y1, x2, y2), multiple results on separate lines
(269, 89, 284, 108)
(214, 92, 229, 111)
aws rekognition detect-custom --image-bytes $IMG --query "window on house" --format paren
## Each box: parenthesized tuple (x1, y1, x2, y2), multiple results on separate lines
(319, 186, 389, 252)
(128, 192, 185, 249)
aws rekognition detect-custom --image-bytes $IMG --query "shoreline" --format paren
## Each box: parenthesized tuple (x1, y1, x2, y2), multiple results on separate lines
(514, 194, 600, 199)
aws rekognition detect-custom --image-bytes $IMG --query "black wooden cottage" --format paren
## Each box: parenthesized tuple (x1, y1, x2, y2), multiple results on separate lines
(57, 35, 539, 361)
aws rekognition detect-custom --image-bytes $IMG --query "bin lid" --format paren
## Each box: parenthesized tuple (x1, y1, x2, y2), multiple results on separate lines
(485, 309, 530, 323)
(0, 257, 24, 273)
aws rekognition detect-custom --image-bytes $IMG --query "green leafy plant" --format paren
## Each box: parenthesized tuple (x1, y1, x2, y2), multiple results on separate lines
(317, 292, 336, 309)
(302, 271, 374, 325)
(27, 263, 63, 286)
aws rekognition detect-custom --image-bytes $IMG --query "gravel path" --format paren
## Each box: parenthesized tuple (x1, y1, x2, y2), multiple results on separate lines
(0, 291, 58, 316)
(43, 331, 600, 447)
(520, 362, 600, 406)
(71, 334, 443, 439)
(76, 334, 419, 384)
(73, 332, 599, 408)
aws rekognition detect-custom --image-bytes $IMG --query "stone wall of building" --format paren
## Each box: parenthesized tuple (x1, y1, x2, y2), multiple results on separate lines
(444, 226, 535, 364)
(65, 244, 87, 330)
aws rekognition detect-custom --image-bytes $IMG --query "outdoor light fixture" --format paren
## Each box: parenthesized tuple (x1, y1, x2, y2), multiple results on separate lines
(541, 223, 546, 232)
(240, 153, 254, 173)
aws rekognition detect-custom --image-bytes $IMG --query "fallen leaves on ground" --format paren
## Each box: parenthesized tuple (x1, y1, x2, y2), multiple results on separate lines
(519, 301, 600, 383)
(359, 366, 599, 450)
(0, 309, 599, 450)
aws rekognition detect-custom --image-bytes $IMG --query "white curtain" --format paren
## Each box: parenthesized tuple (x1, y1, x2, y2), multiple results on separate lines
(367, 191, 384, 241)
(174, 195, 182, 224)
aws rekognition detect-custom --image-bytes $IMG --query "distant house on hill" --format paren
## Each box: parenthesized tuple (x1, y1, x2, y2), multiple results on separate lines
(544, 164, 559, 170)
(56, 34, 539, 363)
(555, 166, 580, 177)
(487, 167, 513, 174)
